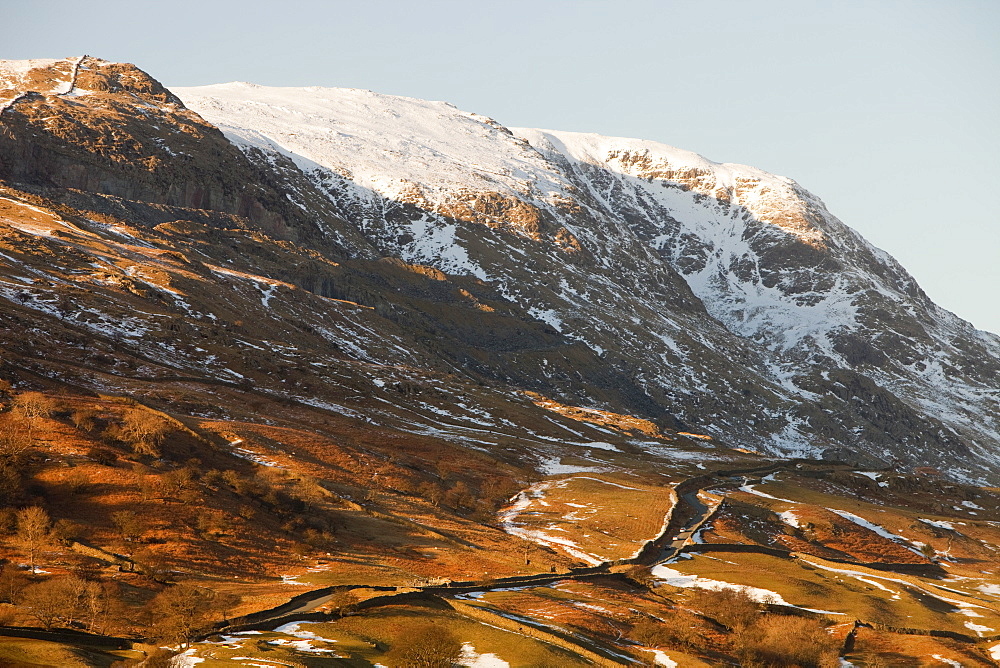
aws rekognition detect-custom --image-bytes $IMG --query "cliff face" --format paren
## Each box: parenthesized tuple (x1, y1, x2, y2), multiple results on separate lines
(0, 57, 376, 254)
(1, 58, 997, 481)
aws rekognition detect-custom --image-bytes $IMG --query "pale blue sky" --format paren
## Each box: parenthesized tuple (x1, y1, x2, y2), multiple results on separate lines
(8, 0, 999, 333)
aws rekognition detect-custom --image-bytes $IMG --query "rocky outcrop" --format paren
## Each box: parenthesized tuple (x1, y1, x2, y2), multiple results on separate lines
(0, 57, 372, 256)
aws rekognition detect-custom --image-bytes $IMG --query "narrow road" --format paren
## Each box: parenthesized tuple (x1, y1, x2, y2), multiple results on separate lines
(211, 459, 867, 635)
(651, 487, 713, 564)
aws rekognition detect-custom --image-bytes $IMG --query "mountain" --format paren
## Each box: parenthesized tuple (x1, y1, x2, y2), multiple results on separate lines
(1, 57, 998, 482)
(171, 80, 1000, 481)
(2, 55, 1000, 667)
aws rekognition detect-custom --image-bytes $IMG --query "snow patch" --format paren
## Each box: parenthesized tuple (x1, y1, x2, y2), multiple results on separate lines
(828, 509, 923, 556)
(651, 565, 842, 614)
(964, 621, 994, 637)
(537, 456, 603, 475)
(458, 642, 509, 667)
(739, 483, 795, 503)
(169, 648, 203, 667)
(648, 649, 678, 668)
(778, 510, 800, 528)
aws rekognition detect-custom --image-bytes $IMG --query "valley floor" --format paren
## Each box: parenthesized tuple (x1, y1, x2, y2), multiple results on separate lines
(3, 391, 997, 667)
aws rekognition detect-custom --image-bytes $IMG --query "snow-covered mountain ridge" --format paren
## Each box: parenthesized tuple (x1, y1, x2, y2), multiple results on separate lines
(173, 81, 1000, 480)
(0, 58, 996, 481)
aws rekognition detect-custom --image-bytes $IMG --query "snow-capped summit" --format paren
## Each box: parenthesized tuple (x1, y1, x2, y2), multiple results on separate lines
(174, 81, 1000, 479)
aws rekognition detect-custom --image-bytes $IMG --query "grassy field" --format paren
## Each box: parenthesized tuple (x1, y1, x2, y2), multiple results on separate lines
(657, 550, 1000, 637)
(846, 626, 998, 667)
(188, 601, 595, 667)
(0, 637, 141, 668)
(501, 473, 676, 564)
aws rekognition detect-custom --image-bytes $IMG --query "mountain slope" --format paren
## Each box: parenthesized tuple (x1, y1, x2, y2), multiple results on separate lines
(0, 56, 995, 477)
(4, 56, 1000, 668)
(174, 81, 1000, 481)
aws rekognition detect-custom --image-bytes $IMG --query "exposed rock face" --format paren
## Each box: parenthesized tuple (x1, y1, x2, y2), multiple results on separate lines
(0, 57, 373, 255)
(1, 59, 997, 481)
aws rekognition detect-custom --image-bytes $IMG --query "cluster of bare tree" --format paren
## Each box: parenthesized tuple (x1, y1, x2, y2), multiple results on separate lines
(629, 588, 841, 667)
(17, 573, 123, 633)
(143, 584, 238, 647)
(0, 559, 240, 646)
(0, 390, 57, 505)
(95, 407, 172, 458)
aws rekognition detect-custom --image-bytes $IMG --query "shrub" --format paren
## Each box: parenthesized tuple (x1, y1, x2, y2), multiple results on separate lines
(128, 648, 176, 668)
(88, 446, 118, 466)
(0, 509, 16, 535)
(733, 615, 840, 667)
(112, 510, 146, 544)
(161, 468, 194, 497)
(138, 475, 161, 502)
(417, 481, 444, 507)
(624, 564, 657, 589)
(384, 623, 462, 667)
(133, 548, 171, 583)
(445, 480, 475, 512)
(66, 469, 90, 494)
(0, 462, 25, 506)
(689, 587, 763, 630)
(480, 476, 521, 509)
(195, 511, 227, 538)
(72, 408, 98, 432)
(222, 469, 241, 488)
(51, 518, 85, 545)
(201, 469, 223, 488)
(631, 611, 701, 649)
(121, 408, 170, 457)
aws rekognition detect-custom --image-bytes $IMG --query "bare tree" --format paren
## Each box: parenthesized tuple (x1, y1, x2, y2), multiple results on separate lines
(148, 583, 214, 647)
(0, 561, 29, 603)
(22, 575, 118, 633)
(84, 580, 124, 635)
(111, 509, 146, 546)
(72, 408, 98, 432)
(13, 506, 51, 573)
(212, 591, 240, 624)
(0, 416, 32, 458)
(20, 578, 68, 629)
(0, 460, 25, 506)
(62, 573, 90, 627)
(11, 392, 54, 421)
(121, 408, 170, 457)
